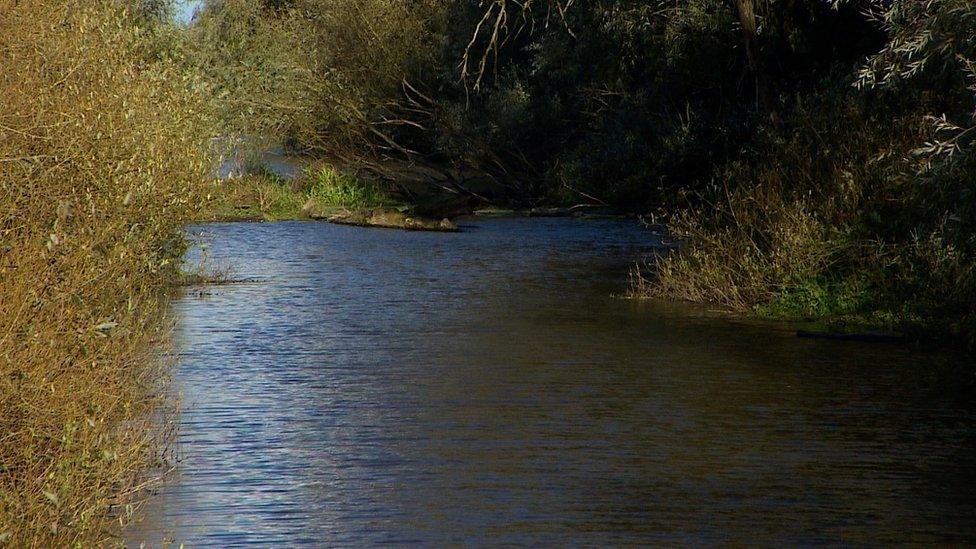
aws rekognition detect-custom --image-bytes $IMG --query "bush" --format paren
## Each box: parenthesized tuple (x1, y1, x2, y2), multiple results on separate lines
(187, 0, 446, 156)
(0, 0, 212, 543)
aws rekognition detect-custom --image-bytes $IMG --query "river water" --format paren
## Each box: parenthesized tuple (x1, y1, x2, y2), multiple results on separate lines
(126, 218, 976, 546)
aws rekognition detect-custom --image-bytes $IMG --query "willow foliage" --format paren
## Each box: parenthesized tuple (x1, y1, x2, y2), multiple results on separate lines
(0, 0, 213, 543)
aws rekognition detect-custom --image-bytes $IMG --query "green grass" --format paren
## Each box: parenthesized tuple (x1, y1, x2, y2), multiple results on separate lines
(754, 275, 875, 320)
(303, 166, 388, 209)
(201, 165, 392, 221)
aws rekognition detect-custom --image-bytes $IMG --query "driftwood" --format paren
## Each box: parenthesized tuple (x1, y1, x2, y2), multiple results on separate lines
(327, 207, 458, 232)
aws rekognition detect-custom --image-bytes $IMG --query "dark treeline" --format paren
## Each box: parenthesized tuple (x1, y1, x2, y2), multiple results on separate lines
(190, 0, 976, 342)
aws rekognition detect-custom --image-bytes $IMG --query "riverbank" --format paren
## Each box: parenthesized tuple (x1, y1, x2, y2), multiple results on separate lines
(632, 229, 976, 351)
(199, 168, 388, 222)
(198, 170, 455, 231)
(199, 166, 629, 223)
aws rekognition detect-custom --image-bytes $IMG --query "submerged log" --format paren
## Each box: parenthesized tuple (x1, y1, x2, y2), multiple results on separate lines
(328, 207, 458, 232)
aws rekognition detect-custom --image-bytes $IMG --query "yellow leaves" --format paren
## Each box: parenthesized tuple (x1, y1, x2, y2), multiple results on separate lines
(2, 0, 212, 544)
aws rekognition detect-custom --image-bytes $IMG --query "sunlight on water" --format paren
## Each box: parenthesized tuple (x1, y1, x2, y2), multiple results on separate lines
(125, 218, 976, 546)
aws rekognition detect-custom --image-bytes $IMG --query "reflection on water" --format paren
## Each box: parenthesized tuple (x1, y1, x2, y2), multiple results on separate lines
(174, 0, 203, 25)
(126, 218, 976, 546)
(213, 138, 308, 181)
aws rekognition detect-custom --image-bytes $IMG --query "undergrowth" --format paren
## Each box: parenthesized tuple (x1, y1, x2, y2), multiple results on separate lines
(201, 165, 390, 221)
(634, 94, 976, 345)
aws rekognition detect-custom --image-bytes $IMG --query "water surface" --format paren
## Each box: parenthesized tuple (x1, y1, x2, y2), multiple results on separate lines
(174, 0, 203, 25)
(127, 218, 976, 546)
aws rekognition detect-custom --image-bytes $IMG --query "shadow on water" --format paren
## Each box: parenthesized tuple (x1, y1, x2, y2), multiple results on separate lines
(127, 217, 976, 546)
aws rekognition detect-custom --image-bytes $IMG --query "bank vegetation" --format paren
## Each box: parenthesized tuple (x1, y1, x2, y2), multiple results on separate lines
(0, 0, 212, 544)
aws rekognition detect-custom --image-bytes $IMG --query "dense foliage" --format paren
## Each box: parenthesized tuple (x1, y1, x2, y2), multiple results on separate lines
(185, 0, 445, 156)
(0, 0, 212, 543)
(636, 0, 976, 337)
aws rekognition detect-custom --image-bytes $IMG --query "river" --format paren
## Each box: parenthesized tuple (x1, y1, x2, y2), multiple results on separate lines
(126, 217, 976, 545)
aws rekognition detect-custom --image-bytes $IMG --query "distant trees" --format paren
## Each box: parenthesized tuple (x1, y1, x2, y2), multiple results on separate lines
(189, 0, 973, 204)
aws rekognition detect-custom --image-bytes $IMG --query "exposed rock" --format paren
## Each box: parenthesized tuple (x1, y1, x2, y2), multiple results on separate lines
(328, 207, 459, 232)
(471, 205, 625, 218)
(410, 195, 483, 219)
(529, 207, 572, 217)
(569, 204, 624, 218)
(472, 208, 524, 217)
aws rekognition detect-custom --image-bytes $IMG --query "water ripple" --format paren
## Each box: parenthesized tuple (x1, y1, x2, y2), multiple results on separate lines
(127, 218, 976, 546)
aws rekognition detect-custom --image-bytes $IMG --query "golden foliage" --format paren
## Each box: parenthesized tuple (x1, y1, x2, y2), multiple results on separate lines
(0, 0, 212, 544)
(189, 0, 444, 155)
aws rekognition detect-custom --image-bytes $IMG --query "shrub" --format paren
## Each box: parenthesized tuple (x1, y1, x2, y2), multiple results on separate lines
(187, 0, 446, 157)
(0, 0, 212, 543)
(633, 94, 917, 317)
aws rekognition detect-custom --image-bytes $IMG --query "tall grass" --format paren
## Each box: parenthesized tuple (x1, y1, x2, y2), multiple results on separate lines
(303, 166, 387, 209)
(634, 95, 976, 344)
(0, 0, 212, 544)
(200, 165, 389, 221)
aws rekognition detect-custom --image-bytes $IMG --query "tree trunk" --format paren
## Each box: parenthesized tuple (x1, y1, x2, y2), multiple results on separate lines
(731, 0, 779, 123)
